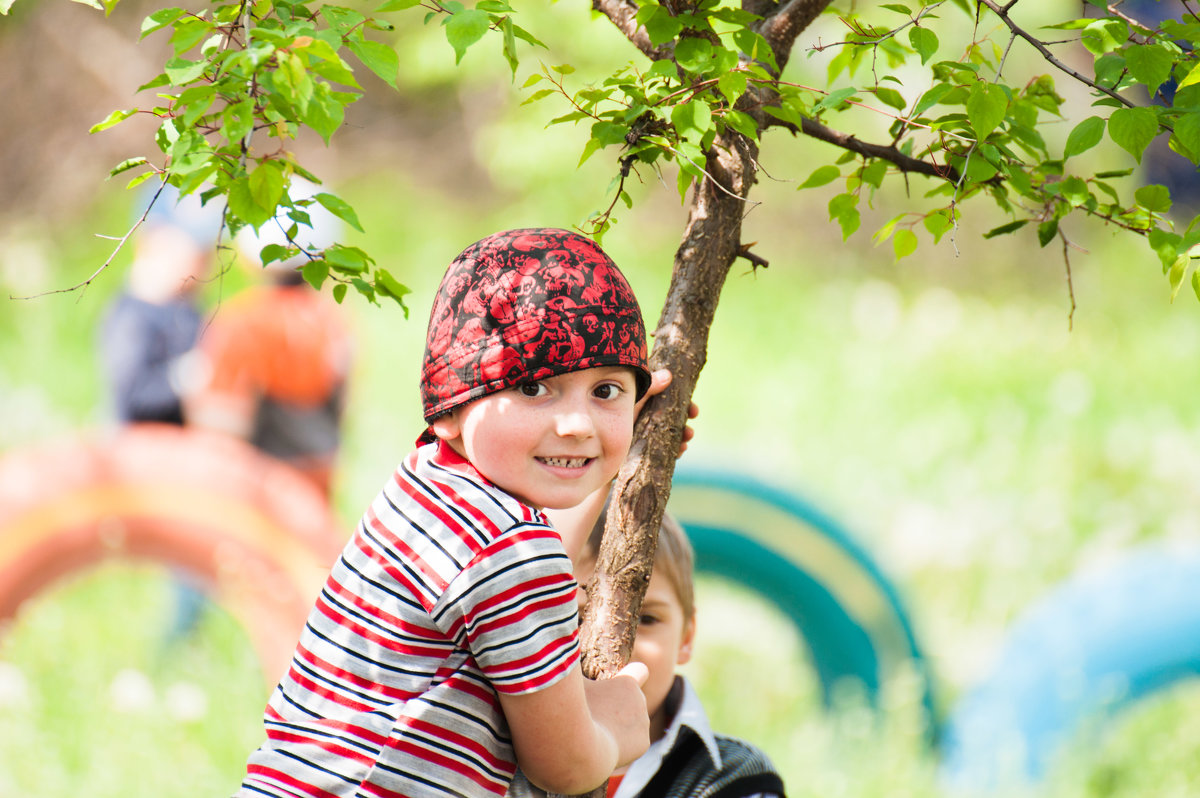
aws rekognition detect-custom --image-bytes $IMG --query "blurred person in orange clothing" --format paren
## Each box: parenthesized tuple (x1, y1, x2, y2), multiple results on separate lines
(185, 181, 353, 497)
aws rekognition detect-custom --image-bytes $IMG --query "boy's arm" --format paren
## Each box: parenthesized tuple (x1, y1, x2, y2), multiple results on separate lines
(498, 662, 650, 795)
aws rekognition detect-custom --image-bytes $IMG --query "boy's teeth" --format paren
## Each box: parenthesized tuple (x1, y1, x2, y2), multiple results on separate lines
(540, 456, 588, 468)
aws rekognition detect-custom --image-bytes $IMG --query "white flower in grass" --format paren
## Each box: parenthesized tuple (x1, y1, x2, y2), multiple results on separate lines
(165, 681, 208, 722)
(0, 662, 30, 709)
(109, 668, 155, 713)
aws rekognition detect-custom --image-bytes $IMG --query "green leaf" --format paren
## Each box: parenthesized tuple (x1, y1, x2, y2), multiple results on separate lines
(799, 165, 840, 189)
(314, 192, 364, 233)
(671, 101, 712, 143)
(723, 109, 758, 140)
(893, 228, 918, 260)
(1081, 18, 1126, 56)
(675, 38, 715, 73)
(731, 29, 776, 70)
(444, 8, 489, 63)
(911, 83, 951, 116)
(90, 108, 138, 134)
(375, 267, 412, 315)
(348, 38, 399, 87)
(1193, 269, 1200, 303)
(642, 8, 683, 46)
(332, 283, 348, 304)
(302, 88, 348, 144)
(861, 158, 888, 188)
(1037, 219, 1058, 247)
(500, 15, 518, 76)
(1108, 106, 1159, 162)
(966, 81, 1007, 140)
(1125, 44, 1174, 94)
(322, 6, 366, 34)
(222, 98, 255, 144)
(302, 259, 330, 290)
(107, 157, 149, 178)
(249, 164, 286, 218)
(828, 193, 860, 240)
(164, 56, 207, 85)
(1168, 255, 1188, 300)
(228, 179, 274, 227)
(1173, 111, 1200, 160)
(1135, 184, 1172, 213)
(909, 27, 938, 65)
(1059, 175, 1090, 207)
(982, 219, 1028, 238)
(1149, 228, 1181, 272)
(873, 87, 907, 111)
(141, 7, 185, 36)
(374, 0, 421, 10)
(259, 243, 293, 268)
(923, 210, 953, 243)
(1179, 60, 1200, 90)
(326, 245, 371, 274)
(717, 70, 748, 103)
(1063, 116, 1106, 158)
(814, 87, 857, 112)
(1093, 52, 1128, 89)
(578, 136, 604, 167)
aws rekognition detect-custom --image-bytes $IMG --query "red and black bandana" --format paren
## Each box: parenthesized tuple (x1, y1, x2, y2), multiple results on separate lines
(421, 228, 650, 424)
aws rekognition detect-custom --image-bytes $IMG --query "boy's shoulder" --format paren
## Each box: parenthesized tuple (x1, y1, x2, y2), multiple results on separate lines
(648, 727, 785, 798)
(388, 442, 549, 538)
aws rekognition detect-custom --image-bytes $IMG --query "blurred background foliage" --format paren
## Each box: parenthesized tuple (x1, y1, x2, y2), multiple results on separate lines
(2, 1, 1200, 796)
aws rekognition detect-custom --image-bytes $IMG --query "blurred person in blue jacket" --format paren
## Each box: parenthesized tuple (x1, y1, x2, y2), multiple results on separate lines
(99, 185, 222, 426)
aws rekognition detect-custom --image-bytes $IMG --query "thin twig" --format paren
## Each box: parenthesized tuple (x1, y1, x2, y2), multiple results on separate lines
(977, 0, 1136, 108)
(1061, 231, 1077, 329)
(9, 181, 169, 301)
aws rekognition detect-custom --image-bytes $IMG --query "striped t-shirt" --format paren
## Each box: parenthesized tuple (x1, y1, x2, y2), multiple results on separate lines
(238, 440, 581, 797)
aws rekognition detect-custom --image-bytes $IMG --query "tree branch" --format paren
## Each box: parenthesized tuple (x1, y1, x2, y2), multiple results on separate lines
(977, 0, 1135, 109)
(591, 0, 672, 60)
(756, 0, 835, 72)
(784, 115, 962, 182)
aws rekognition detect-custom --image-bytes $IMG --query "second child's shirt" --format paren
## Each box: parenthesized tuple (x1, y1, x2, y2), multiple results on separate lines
(239, 439, 581, 798)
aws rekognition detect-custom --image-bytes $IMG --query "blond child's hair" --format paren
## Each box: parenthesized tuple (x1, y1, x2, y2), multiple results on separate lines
(580, 501, 695, 621)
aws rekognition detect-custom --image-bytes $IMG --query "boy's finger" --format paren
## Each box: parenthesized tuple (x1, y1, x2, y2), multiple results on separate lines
(616, 661, 649, 686)
(644, 368, 671, 399)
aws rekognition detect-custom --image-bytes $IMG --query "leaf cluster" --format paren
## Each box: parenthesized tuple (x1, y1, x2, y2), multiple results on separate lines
(21, 0, 1200, 306)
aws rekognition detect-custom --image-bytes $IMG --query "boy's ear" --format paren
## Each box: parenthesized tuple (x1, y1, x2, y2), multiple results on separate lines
(677, 615, 697, 666)
(430, 411, 462, 443)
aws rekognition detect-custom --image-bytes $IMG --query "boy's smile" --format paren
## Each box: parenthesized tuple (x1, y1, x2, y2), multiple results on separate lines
(432, 366, 639, 510)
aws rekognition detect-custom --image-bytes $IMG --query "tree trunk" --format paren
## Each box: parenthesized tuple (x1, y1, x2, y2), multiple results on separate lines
(553, 128, 760, 798)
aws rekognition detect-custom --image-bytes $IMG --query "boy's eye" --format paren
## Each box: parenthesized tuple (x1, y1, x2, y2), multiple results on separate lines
(638, 613, 659, 627)
(517, 382, 547, 398)
(593, 383, 623, 400)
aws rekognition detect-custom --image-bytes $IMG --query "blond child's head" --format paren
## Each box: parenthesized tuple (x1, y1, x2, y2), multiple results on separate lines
(577, 506, 697, 740)
(421, 229, 651, 510)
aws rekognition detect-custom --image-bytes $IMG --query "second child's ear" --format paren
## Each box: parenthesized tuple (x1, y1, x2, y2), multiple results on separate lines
(677, 616, 697, 666)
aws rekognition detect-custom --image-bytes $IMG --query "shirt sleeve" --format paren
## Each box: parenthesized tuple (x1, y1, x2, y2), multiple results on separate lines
(434, 522, 581, 695)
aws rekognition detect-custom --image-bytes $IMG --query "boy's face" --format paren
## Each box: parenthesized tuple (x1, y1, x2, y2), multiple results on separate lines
(432, 366, 638, 510)
(576, 560, 696, 742)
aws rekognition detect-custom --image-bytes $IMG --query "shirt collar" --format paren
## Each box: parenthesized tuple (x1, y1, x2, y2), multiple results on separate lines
(614, 676, 721, 798)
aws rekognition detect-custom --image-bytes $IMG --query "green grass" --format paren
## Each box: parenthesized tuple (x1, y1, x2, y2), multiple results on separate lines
(2, 164, 1200, 796)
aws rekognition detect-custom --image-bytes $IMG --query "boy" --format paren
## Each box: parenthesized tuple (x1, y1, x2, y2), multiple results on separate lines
(237, 228, 657, 798)
(513, 504, 786, 798)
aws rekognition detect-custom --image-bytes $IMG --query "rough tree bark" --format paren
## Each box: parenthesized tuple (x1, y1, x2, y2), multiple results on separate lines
(557, 3, 830, 797)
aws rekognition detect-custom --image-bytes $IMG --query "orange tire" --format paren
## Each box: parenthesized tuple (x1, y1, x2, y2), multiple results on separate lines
(0, 424, 346, 683)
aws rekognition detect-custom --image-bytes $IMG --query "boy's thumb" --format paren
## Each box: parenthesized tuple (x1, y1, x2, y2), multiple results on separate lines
(616, 661, 649, 687)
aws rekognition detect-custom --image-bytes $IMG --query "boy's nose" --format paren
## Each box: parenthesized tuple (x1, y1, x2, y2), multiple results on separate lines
(555, 406, 596, 438)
